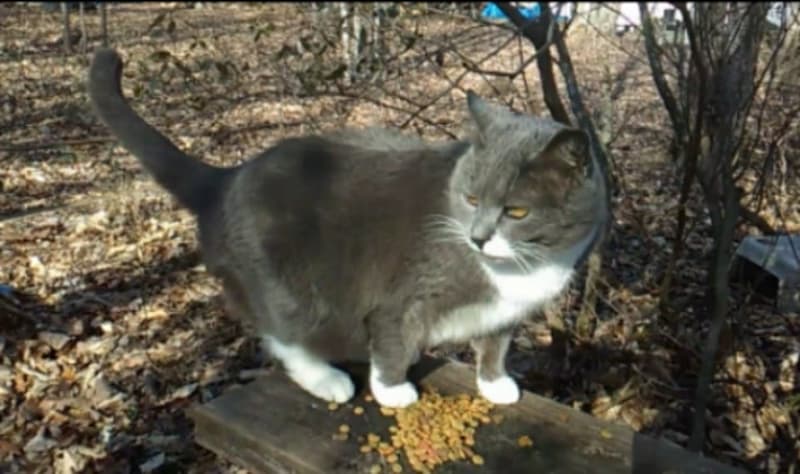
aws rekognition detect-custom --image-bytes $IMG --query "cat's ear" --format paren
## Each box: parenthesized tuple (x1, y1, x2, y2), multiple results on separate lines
(542, 127, 592, 176)
(466, 90, 494, 131)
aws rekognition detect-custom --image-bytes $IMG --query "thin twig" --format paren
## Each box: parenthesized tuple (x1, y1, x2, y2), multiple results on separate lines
(332, 90, 457, 139)
(399, 33, 517, 129)
(517, 35, 532, 112)
(211, 120, 306, 142)
(0, 137, 116, 152)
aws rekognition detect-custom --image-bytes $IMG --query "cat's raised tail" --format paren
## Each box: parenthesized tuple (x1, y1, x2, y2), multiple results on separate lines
(88, 48, 229, 213)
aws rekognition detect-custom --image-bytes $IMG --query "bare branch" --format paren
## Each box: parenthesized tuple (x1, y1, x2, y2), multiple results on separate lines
(543, 4, 612, 191)
(398, 32, 518, 129)
(460, 50, 540, 79)
(516, 34, 533, 112)
(675, 2, 710, 83)
(494, 2, 571, 124)
(639, 3, 687, 150)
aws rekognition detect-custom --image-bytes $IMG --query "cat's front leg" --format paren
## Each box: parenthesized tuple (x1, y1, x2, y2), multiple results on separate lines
(367, 316, 421, 408)
(471, 331, 521, 404)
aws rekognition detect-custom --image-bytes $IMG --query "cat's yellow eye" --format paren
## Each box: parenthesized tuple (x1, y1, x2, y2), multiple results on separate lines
(465, 195, 479, 207)
(504, 206, 529, 219)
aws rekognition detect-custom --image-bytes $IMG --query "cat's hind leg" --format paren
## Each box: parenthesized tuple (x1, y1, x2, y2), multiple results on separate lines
(226, 263, 355, 403)
(264, 336, 355, 403)
(215, 258, 353, 402)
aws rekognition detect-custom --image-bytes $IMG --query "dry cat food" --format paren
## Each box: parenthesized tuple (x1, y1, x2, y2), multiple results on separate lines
(362, 389, 496, 473)
(329, 388, 535, 472)
(517, 435, 534, 448)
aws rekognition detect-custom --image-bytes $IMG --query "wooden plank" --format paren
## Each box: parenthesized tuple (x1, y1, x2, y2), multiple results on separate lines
(188, 358, 746, 474)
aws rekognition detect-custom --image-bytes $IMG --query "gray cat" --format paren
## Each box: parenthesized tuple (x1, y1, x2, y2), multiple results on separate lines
(88, 48, 609, 408)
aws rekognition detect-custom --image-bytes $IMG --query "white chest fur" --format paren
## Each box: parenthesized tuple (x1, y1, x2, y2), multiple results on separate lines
(428, 262, 574, 346)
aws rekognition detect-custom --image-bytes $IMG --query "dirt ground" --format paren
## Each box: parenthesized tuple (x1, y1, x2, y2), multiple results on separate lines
(1, 3, 798, 473)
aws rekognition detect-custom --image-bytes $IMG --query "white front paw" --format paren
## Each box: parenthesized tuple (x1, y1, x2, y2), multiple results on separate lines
(292, 366, 355, 403)
(477, 375, 521, 404)
(371, 379, 419, 408)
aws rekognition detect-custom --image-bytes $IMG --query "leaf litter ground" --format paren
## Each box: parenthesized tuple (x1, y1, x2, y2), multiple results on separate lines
(0, 3, 798, 473)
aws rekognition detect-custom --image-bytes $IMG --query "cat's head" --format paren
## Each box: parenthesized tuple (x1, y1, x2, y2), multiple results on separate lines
(446, 92, 607, 267)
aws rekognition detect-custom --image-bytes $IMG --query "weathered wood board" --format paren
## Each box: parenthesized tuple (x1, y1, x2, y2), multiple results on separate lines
(188, 358, 746, 474)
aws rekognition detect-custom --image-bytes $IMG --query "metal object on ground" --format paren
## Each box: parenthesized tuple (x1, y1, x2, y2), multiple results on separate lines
(734, 234, 800, 314)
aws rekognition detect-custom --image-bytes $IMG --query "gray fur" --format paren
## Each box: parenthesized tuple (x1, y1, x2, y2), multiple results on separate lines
(88, 50, 608, 403)
(471, 332, 513, 382)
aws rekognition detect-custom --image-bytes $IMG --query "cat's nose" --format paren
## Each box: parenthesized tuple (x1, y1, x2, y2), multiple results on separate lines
(471, 237, 487, 250)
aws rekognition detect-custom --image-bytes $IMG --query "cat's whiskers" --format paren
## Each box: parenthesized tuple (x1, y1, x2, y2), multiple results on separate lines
(510, 252, 532, 274)
(424, 227, 466, 245)
(513, 243, 549, 267)
(430, 236, 467, 245)
(519, 251, 547, 266)
(423, 214, 470, 246)
(510, 244, 538, 274)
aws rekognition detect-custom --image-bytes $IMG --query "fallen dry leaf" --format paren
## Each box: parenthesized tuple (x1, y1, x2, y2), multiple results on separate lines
(0, 3, 797, 474)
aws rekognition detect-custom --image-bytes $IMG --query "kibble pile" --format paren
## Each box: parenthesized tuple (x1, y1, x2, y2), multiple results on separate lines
(330, 389, 535, 473)
(362, 390, 496, 473)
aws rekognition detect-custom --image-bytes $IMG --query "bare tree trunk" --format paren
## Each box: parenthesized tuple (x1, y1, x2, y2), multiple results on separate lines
(61, 2, 72, 54)
(351, 4, 361, 82)
(100, 2, 108, 47)
(684, 2, 769, 452)
(78, 2, 87, 55)
(372, 3, 382, 65)
(340, 2, 351, 85)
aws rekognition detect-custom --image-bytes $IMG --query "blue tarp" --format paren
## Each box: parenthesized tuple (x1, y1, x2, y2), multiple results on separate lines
(481, 3, 542, 21)
(481, 3, 570, 22)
